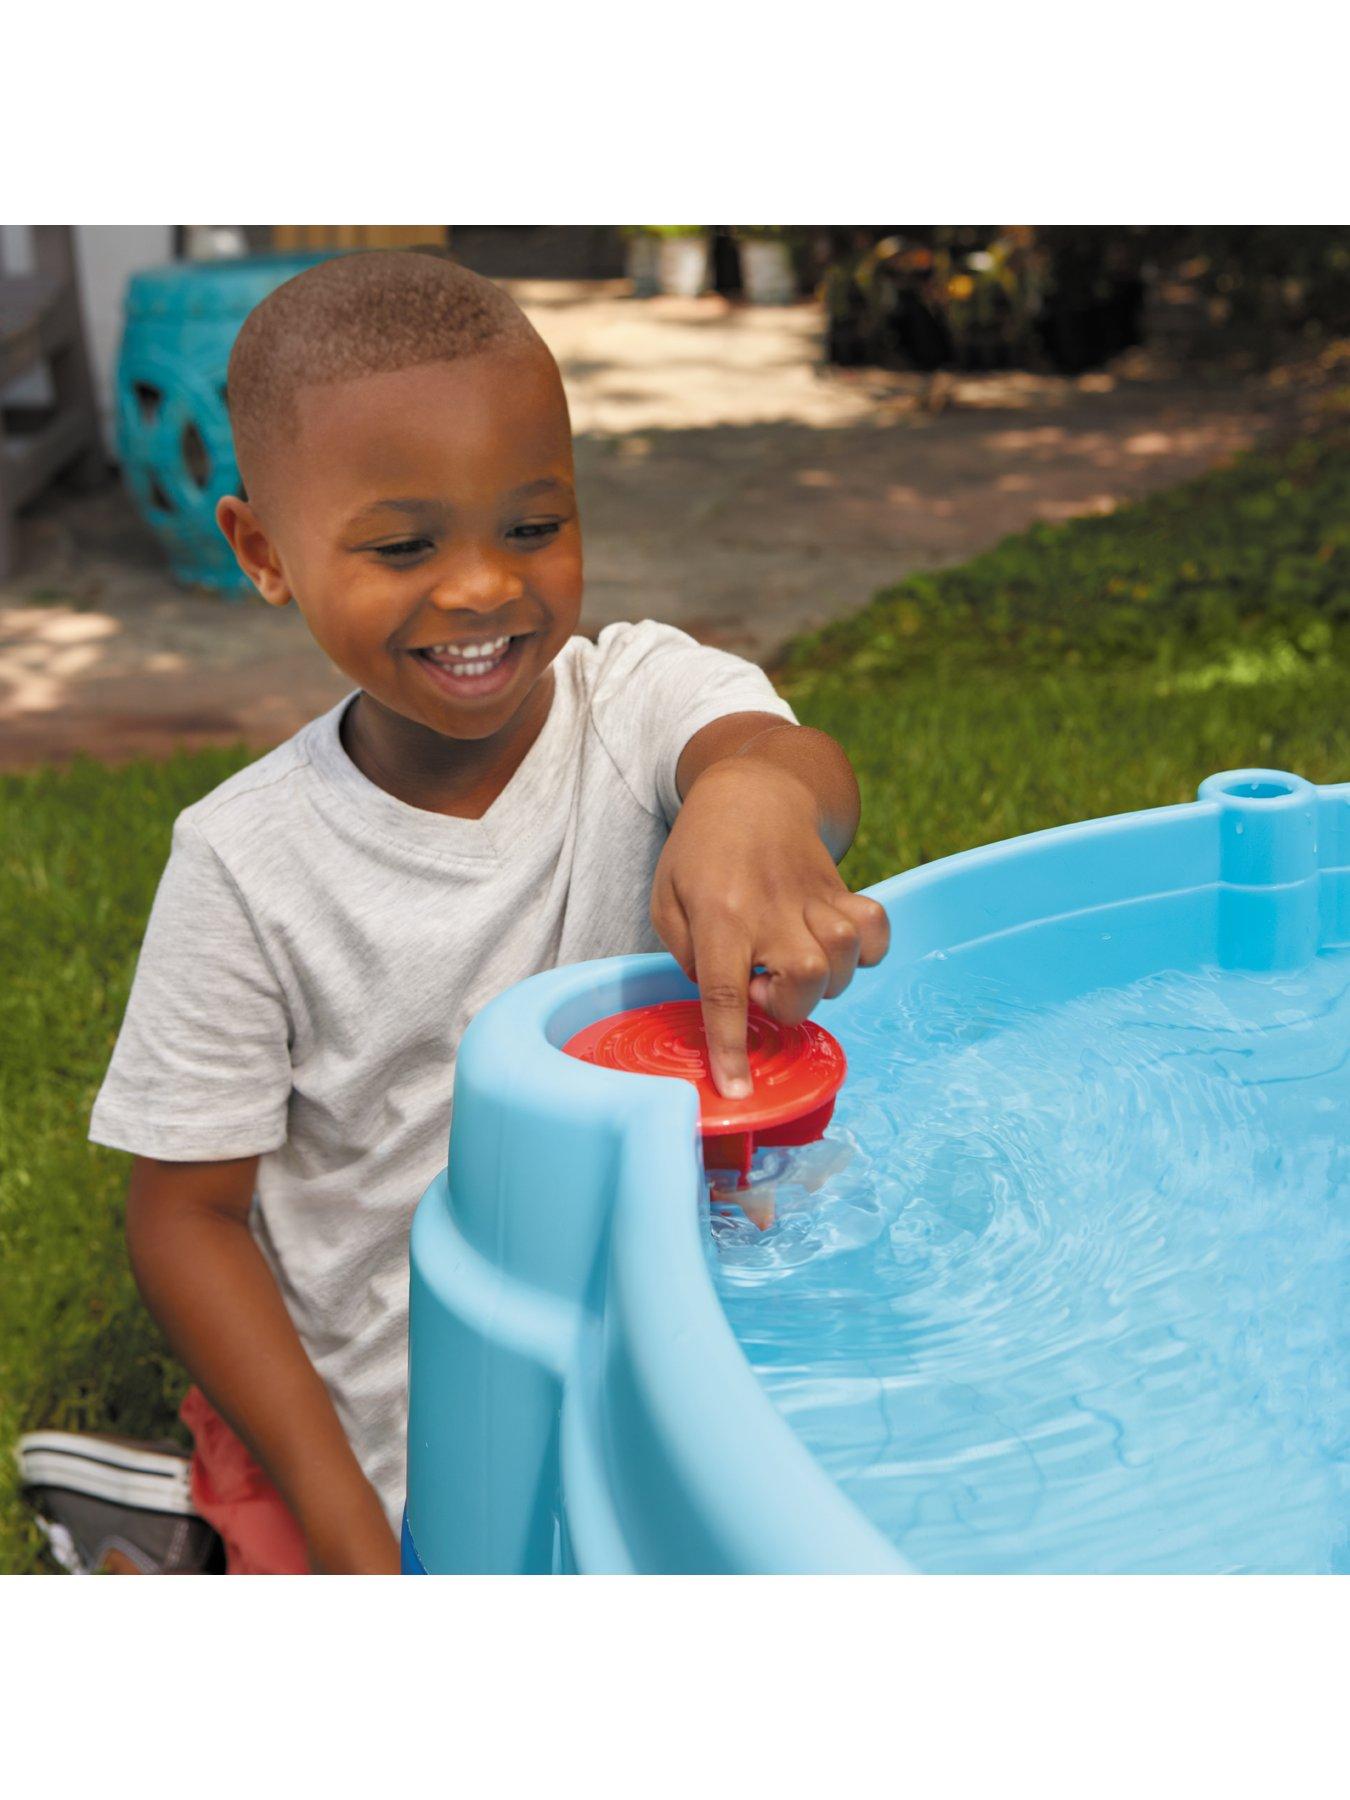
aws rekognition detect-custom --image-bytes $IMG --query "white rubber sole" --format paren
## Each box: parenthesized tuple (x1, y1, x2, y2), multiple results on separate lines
(16, 1432, 195, 1515)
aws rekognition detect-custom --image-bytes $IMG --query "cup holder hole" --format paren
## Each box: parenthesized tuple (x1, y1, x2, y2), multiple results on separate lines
(1225, 779, 1295, 800)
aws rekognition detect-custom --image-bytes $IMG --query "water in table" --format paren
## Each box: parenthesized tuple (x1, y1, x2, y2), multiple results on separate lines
(712, 952, 1350, 1573)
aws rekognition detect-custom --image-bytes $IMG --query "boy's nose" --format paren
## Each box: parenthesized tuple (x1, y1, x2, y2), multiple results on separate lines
(428, 546, 523, 614)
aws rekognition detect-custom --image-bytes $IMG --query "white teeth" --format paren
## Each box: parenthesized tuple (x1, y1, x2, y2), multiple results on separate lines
(423, 634, 511, 659)
(418, 633, 514, 679)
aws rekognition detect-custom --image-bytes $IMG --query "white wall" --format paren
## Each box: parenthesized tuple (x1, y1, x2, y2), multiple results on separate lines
(1, 224, 174, 454)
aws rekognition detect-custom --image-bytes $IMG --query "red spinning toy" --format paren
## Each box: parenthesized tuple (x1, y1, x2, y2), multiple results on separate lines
(563, 1000, 846, 1187)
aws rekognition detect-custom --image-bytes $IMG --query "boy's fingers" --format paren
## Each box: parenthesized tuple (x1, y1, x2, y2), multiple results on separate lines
(751, 935, 831, 1026)
(835, 892, 891, 966)
(693, 931, 754, 1098)
(803, 897, 862, 998)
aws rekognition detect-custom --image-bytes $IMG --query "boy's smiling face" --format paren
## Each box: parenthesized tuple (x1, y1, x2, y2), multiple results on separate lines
(219, 344, 583, 755)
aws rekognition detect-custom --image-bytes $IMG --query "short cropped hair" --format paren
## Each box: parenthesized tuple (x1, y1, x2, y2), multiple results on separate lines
(226, 249, 546, 485)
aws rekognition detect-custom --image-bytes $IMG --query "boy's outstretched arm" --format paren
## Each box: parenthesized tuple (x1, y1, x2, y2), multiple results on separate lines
(652, 713, 890, 1097)
(126, 1154, 400, 1573)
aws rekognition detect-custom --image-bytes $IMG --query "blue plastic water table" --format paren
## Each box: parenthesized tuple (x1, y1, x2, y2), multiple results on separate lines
(115, 253, 335, 592)
(403, 769, 1350, 1573)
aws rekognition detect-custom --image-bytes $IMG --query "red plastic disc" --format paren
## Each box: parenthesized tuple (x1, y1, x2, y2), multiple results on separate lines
(563, 1000, 846, 1141)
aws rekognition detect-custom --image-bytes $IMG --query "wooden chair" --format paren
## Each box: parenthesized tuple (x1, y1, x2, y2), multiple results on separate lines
(0, 226, 105, 581)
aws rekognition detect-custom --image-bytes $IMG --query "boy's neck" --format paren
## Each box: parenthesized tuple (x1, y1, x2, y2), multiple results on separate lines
(340, 673, 555, 821)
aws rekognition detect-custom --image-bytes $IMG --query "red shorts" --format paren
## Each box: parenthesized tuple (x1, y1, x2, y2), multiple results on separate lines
(179, 1386, 309, 1575)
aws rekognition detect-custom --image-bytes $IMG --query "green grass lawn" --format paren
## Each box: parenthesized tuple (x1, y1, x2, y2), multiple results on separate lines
(778, 427, 1350, 886)
(4, 429, 1349, 1572)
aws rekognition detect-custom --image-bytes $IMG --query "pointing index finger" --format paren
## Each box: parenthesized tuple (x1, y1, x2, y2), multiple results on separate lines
(693, 930, 753, 1100)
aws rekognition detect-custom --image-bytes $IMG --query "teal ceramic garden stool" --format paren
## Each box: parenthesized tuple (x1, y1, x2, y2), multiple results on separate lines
(115, 253, 335, 592)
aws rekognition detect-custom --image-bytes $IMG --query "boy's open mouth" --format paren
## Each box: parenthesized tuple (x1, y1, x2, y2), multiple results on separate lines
(410, 632, 527, 699)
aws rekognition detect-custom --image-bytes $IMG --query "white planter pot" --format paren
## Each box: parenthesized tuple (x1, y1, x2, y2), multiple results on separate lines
(625, 234, 660, 298)
(657, 235, 711, 298)
(740, 238, 797, 305)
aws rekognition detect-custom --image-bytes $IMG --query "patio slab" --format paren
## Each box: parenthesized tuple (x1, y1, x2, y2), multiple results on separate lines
(0, 279, 1332, 768)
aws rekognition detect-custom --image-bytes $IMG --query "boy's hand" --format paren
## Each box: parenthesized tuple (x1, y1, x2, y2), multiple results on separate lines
(126, 1154, 403, 1577)
(652, 723, 889, 1097)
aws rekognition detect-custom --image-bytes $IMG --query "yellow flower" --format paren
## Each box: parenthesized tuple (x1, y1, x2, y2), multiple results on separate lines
(948, 274, 975, 300)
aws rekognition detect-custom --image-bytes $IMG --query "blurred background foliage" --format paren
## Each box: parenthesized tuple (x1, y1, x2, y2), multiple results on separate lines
(803, 225, 1350, 374)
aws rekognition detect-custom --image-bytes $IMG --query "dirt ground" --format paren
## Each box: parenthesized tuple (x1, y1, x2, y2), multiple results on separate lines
(0, 279, 1334, 769)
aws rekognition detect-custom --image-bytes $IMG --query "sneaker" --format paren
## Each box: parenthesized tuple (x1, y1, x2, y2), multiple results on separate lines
(16, 1430, 225, 1574)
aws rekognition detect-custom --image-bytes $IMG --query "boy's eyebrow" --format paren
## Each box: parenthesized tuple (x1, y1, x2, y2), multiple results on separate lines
(509, 477, 572, 500)
(344, 498, 442, 531)
(345, 478, 572, 530)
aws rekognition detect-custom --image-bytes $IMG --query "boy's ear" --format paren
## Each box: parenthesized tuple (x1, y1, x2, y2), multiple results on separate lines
(215, 496, 293, 608)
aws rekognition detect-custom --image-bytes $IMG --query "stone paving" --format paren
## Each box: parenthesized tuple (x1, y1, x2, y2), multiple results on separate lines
(0, 279, 1331, 768)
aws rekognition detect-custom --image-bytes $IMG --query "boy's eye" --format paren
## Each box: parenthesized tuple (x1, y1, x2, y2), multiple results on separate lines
(372, 538, 433, 560)
(510, 521, 563, 544)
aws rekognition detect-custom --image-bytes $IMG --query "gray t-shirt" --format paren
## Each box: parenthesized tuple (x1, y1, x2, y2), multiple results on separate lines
(89, 621, 795, 1526)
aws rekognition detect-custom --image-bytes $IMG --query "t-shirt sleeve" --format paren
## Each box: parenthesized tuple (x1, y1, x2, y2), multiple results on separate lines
(88, 816, 292, 1161)
(587, 621, 797, 825)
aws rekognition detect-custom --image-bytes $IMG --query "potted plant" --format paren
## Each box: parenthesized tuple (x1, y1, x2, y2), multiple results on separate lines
(619, 227, 661, 298)
(648, 227, 711, 298)
(733, 226, 799, 305)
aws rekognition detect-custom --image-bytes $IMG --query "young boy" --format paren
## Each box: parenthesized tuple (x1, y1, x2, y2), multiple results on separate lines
(57, 251, 887, 1573)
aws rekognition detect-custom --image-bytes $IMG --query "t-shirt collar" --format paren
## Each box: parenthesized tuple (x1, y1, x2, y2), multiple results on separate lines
(306, 661, 573, 864)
